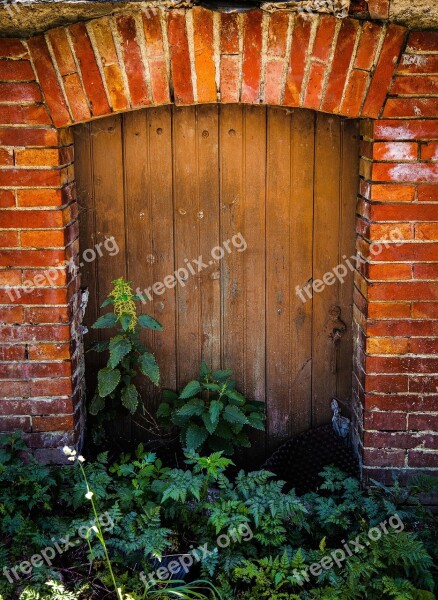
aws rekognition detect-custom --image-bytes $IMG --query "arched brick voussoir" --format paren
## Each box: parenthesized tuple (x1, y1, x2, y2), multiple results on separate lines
(24, 8, 407, 128)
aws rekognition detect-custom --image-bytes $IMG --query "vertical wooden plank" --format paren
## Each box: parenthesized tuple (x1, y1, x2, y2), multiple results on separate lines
(74, 123, 99, 397)
(312, 112, 341, 427)
(123, 107, 176, 427)
(196, 105, 221, 371)
(266, 108, 314, 452)
(337, 119, 359, 409)
(289, 109, 314, 437)
(173, 105, 202, 387)
(74, 122, 97, 337)
(91, 116, 127, 304)
(220, 105, 267, 463)
(219, 105, 245, 387)
(266, 106, 292, 451)
(241, 105, 266, 464)
(90, 115, 128, 438)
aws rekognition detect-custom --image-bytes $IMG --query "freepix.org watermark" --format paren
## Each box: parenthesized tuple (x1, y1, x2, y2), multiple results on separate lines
(293, 513, 405, 585)
(140, 522, 253, 589)
(2, 512, 114, 585)
(5, 237, 120, 303)
(295, 227, 405, 304)
(136, 233, 247, 304)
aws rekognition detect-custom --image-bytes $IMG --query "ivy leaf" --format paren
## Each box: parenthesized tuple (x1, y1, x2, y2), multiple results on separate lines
(185, 424, 208, 450)
(92, 313, 118, 329)
(108, 335, 132, 368)
(138, 314, 163, 331)
(89, 394, 105, 415)
(223, 405, 248, 426)
(98, 367, 121, 398)
(176, 399, 205, 417)
(209, 400, 223, 426)
(179, 380, 202, 400)
(138, 352, 160, 385)
(121, 384, 139, 414)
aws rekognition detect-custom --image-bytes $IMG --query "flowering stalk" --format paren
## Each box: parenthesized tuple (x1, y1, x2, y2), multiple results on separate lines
(63, 447, 122, 600)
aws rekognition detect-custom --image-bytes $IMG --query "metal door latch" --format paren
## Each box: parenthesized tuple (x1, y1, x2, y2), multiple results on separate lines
(326, 305, 346, 374)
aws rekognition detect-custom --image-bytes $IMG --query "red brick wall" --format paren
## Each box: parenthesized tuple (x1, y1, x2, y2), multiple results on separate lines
(354, 30, 438, 481)
(0, 9, 436, 472)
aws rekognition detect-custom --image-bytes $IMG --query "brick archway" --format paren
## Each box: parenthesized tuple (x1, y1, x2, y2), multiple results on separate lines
(0, 7, 437, 479)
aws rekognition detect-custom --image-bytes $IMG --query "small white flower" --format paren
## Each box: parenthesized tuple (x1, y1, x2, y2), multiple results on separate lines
(63, 446, 72, 456)
(85, 491, 94, 500)
(78, 456, 85, 463)
(71, 450, 77, 456)
(91, 525, 99, 533)
(68, 456, 76, 462)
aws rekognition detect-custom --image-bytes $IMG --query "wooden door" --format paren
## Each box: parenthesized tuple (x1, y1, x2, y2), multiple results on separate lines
(74, 105, 359, 457)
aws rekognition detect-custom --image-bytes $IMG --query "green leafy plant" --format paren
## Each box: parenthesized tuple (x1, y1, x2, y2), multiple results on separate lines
(63, 447, 221, 600)
(157, 362, 265, 453)
(1, 434, 437, 600)
(89, 278, 163, 418)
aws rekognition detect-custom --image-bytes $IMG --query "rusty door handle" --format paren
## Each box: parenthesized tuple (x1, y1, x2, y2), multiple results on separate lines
(326, 305, 346, 374)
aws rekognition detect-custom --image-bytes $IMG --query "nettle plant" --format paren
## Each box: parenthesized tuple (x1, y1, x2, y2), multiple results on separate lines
(157, 362, 265, 454)
(89, 278, 162, 418)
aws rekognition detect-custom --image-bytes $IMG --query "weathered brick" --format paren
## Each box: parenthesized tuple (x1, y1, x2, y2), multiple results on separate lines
(341, 69, 369, 116)
(32, 415, 75, 433)
(421, 141, 438, 161)
(373, 141, 418, 161)
(367, 0, 389, 19)
(284, 14, 312, 106)
(267, 11, 289, 57)
(0, 105, 52, 126)
(241, 10, 263, 103)
(406, 31, 438, 53)
(220, 55, 239, 103)
(116, 14, 150, 107)
(264, 60, 284, 105)
(374, 119, 438, 140)
(0, 39, 28, 58)
(220, 13, 239, 54)
(365, 410, 407, 430)
(321, 19, 359, 114)
(0, 60, 34, 81)
(27, 36, 71, 127)
(167, 11, 194, 105)
(0, 82, 42, 103)
(408, 451, 438, 468)
(383, 98, 438, 119)
(69, 22, 111, 116)
(390, 75, 438, 95)
(62, 73, 92, 122)
(46, 27, 76, 75)
(192, 8, 217, 103)
(355, 21, 382, 70)
(0, 128, 59, 147)
(372, 162, 438, 183)
(397, 54, 438, 75)
(303, 62, 326, 110)
(362, 24, 407, 118)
